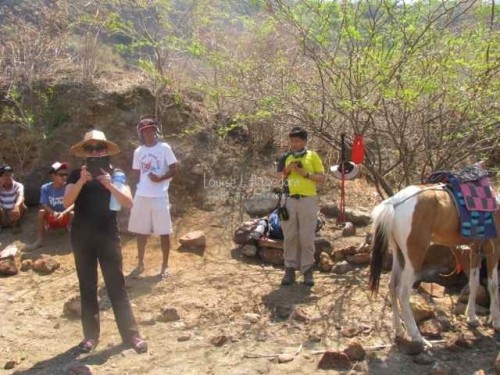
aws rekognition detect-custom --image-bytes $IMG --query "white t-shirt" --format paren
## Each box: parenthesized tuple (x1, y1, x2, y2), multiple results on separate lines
(132, 142, 178, 198)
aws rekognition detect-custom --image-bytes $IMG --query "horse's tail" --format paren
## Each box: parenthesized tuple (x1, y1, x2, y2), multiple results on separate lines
(369, 200, 395, 295)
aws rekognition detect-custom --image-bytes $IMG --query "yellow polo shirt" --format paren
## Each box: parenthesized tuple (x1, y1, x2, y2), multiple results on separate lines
(285, 150, 325, 196)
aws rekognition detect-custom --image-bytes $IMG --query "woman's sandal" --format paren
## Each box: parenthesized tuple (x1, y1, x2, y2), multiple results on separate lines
(130, 335, 148, 354)
(78, 338, 98, 353)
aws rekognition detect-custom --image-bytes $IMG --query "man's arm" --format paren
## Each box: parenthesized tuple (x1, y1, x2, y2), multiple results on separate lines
(162, 163, 177, 180)
(308, 152, 326, 183)
(148, 163, 177, 183)
(14, 182, 24, 208)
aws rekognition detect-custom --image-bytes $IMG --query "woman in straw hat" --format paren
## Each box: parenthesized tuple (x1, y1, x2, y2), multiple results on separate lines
(64, 129, 147, 354)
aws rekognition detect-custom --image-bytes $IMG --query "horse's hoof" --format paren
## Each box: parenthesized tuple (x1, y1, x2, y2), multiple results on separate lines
(395, 336, 424, 355)
(494, 329, 500, 341)
(467, 320, 480, 329)
(422, 338, 433, 348)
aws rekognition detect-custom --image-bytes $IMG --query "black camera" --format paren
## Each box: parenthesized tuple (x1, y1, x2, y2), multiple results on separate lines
(86, 156, 111, 176)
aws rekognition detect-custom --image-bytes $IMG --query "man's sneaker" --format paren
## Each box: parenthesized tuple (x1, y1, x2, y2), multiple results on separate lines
(303, 267, 315, 287)
(160, 266, 170, 279)
(129, 335, 148, 354)
(26, 240, 43, 251)
(130, 264, 145, 278)
(78, 338, 98, 353)
(281, 267, 296, 286)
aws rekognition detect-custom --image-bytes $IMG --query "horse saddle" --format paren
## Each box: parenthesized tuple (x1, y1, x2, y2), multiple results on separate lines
(426, 165, 498, 239)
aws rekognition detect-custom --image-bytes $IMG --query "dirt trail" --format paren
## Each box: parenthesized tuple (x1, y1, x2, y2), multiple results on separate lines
(1, 208, 499, 375)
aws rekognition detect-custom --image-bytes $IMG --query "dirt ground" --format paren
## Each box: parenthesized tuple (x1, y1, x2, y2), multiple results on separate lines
(1, 186, 500, 375)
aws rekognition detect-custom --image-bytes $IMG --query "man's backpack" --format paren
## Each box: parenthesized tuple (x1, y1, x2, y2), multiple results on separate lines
(266, 209, 325, 241)
(267, 209, 284, 240)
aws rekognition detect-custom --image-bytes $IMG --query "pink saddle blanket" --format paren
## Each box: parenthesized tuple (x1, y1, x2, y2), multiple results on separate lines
(459, 176, 497, 212)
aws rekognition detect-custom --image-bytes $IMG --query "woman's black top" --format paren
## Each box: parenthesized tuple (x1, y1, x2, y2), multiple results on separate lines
(67, 168, 118, 234)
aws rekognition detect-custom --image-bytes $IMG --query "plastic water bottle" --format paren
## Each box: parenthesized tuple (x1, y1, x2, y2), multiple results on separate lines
(250, 219, 267, 240)
(109, 169, 126, 211)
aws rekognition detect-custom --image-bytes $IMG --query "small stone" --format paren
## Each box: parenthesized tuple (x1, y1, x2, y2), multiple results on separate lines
(259, 247, 284, 265)
(0, 258, 18, 276)
(331, 261, 354, 275)
(429, 362, 453, 375)
(121, 349, 136, 357)
(240, 244, 258, 257)
(278, 354, 294, 363)
(419, 319, 442, 339)
(210, 335, 228, 347)
(343, 342, 366, 361)
(413, 353, 435, 365)
(177, 333, 192, 342)
(291, 308, 310, 323)
(157, 307, 180, 322)
(317, 351, 351, 370)
(341, 326, 360, 338)
(341, 222, 356, 237)
(20, 259, 33, 272)
(63, 296, 81, 318)
(318, 252, 333, 272)
(32, 257, 60, 274)
(243, 313, 260, 323)
(331, 250, 345, 262)
(410, 298, 435, 323)
(345, 252, 370, 265)
(179, 230, 206, 248)
(4, 360, 17, 370)
(275, 305, 293, 320)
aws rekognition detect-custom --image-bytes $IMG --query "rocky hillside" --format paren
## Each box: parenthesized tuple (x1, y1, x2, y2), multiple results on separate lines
(0, 78, 260, 212)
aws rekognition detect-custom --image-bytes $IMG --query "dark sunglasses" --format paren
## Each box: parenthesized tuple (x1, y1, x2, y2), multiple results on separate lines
(57, 172, 69, 177)
(83, 143, 107, 153)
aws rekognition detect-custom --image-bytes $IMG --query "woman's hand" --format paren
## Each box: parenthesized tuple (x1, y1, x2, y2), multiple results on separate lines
(97, 169, 112, 190)
(78, 166, 93, 185)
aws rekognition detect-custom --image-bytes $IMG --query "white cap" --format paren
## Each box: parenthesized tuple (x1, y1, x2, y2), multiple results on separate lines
(330, 162, 359, 180)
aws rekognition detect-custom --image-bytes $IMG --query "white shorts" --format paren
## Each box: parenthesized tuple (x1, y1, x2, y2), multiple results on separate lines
(128, 196, 172, 235)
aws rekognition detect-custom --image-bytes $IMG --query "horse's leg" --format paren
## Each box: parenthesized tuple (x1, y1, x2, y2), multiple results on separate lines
(485, 242, 500, 339)
(398, 253, 430, 346)
(465, 249, 481, 328)
(389, 245, 404, 338)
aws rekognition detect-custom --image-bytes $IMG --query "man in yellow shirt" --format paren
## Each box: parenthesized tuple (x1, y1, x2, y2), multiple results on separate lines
(280, 127, 325, 286)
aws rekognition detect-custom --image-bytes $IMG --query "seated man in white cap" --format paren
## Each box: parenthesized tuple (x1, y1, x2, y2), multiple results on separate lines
(28, 161, 74, 249)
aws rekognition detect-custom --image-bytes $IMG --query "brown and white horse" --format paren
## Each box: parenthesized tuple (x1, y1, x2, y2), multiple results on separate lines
(369, 184, 500, 346)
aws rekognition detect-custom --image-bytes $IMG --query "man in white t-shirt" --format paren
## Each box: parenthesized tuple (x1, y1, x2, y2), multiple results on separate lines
(128, 117, 178, 279)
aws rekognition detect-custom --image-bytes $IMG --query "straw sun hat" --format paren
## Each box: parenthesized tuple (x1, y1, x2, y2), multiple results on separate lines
(71, 130, 120, 157)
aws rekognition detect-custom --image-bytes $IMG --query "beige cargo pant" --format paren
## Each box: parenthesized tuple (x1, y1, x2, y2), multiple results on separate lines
(281, 196, 318, 274)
